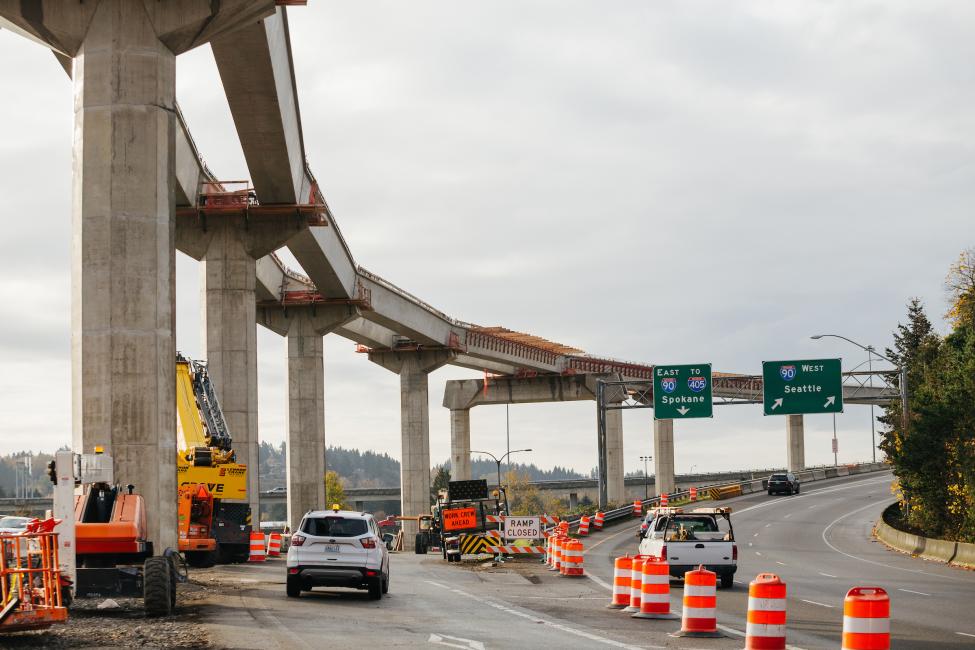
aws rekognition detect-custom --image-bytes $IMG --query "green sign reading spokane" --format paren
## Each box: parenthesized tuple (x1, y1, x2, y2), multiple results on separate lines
(653, 363, 713, 420)
(762, 358, 843, 416)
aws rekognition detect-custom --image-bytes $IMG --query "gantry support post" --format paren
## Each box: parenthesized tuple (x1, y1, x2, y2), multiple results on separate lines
(370, 349, 454, 550)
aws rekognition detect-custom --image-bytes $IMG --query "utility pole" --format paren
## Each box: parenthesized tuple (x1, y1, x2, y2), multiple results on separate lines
(867, 346, 876, 463)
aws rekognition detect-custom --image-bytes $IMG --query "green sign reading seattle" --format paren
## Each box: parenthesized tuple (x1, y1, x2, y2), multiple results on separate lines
(762, 358, 843, 416)
(653, 363, 713, 420)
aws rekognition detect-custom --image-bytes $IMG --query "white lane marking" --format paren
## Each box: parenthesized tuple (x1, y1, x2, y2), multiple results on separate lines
(898, 588, 930, 596)
(748, 542, 753, 547)
(801, 599, 834, 608)
(582, 522, 641, 554)
(775, 561, 787, 566)
(784, 513, 793, 519)
(755, 551, 762, 556)
(765, 523, 772, 528)
(819, 572, 837, 578)
(428, 633, 485, 649)
(733, 476, 893, 517)
(808, 504, 818, 509)
(820, 499, 974, 582)
(957, 632, 975, 638)
(584, 571, 613, 592)
(753, 533, 760, 537)
(734, 580, 745, 585)
(425, 581, 655, 649)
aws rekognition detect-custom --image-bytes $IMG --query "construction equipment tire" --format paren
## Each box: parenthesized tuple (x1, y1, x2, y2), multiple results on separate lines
(414, 533, 426, 554)
(144, 557, 173, 617)
(186, 550, 218, 568)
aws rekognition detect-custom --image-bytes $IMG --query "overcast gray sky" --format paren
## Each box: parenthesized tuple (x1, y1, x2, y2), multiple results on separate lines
(1, 1, 972, 478)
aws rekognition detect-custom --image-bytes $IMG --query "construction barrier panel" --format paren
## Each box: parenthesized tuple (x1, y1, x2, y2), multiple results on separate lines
(633, 500, 643, 517)
(486, 515, 560, 525)
(594, 511, 605, 530)
(842, 587, 889, 650)
(745, 573, 786, 649)
(459, 534, 494, 555)
(608, 556, 632, 609)
(248, 531, 266, 562)
(485, 545, 546, 554)
(673, 566, 722, 638)
(632, 555, 677, 620)
(709, 485, 743, 501)
(623, 556, 647, 613)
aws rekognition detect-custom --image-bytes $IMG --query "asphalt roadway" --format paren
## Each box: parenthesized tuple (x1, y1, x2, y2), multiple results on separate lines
(195, 471, 975, 649)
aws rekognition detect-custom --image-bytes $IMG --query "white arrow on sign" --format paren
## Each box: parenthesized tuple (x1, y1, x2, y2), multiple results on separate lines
(824, 396, 836, 408)
(428, 633, 485, 650)
(771, 398, 783, 411)
(676, 406, 690, 416)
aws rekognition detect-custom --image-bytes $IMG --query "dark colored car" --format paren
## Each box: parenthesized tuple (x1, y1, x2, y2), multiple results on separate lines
(767, 472, 800, 495)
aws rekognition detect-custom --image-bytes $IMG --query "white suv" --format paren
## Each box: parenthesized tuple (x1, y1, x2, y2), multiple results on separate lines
(286, 509, 390, 600)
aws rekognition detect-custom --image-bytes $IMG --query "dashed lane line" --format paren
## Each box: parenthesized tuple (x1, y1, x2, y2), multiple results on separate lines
(425, 581, 655, 650)
(801, 599, 834, 609)
(957, 632, 975, 638)
(818, 573, 837, 578)
(898, 588, 931, 596)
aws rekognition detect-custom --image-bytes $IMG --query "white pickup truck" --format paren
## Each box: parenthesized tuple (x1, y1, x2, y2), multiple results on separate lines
(637, 507, 737, 588)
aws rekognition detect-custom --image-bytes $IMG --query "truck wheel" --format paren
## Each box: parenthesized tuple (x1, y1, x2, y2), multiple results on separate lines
(144, 557, 173, 617)
(414, 534, 426, 554)
(186, 550, 218, 568)
(720, 574, 734, 589)
(286, 575, 301, 598)
(368, 577, 382, 600)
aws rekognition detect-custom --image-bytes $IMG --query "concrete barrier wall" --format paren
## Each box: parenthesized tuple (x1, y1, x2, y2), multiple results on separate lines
(874, 504, 975, 570)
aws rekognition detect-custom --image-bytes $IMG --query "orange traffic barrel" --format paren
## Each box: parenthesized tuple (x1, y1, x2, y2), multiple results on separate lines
(660, 492, 669, 507)
(623, 556, 648, 613)
(633, 555, 677, 619)
(562, 540, 584, 577)
(267, 532, 283, 557)
(608, 555, 632, 609)
(842, 587, 889, 650)
(578, 516, 591, 536)
(673, 565, 722, 638)
(690, 487, 698, 502)
(594, 511, 605, 530)
(546, 534, 556, 568)
(550, 536, 563, 571)
(745, 573, 786, 649)
(247, 531, 266, 563)
(633, 500, 643, 517)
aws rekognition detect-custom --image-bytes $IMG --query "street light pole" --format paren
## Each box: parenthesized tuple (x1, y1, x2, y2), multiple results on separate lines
(867, 346, 876, 463)
(639, 455, 652, 500)
(470, 448, 532, 516)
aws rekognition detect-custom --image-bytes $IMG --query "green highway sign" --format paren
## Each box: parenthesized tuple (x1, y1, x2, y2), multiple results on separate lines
(762, 358, 843, 416)
(653, 363, 713, 420)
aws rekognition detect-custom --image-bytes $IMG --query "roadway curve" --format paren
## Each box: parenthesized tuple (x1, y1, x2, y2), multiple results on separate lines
(586, 471, 975, 648)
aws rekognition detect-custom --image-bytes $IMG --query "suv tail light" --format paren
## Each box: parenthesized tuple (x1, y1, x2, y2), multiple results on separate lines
(291, 534, 306, 547)
(732, 544, 738, 561)
(360, 537, 377, 549)
(660, 545, 667, 561)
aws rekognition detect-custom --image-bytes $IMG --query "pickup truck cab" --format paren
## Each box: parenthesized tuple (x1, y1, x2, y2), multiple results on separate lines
(638, 507, 737, 588)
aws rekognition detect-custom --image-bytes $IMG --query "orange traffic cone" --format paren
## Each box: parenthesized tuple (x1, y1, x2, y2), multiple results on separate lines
(608, 556, 632, 609)
(842, 587, 889, 650)
(672, 566, 722, 638)
(632, 555, 677, 619)
(247, 531, 266, 563)
(745, 573, 786, 649)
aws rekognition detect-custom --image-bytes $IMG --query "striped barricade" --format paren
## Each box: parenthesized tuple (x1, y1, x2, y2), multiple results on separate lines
(709, 485, 743, 500)
(484, 545, 546, 554)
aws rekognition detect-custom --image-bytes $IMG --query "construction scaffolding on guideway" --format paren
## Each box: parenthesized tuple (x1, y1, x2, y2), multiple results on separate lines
(594, 370, 901, 509)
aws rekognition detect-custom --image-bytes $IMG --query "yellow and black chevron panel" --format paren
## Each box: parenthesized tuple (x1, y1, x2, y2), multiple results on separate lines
(459, 534, 492, 555)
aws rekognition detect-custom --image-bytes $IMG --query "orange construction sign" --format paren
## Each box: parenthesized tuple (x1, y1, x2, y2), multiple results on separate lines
(442, 507, 478, 531)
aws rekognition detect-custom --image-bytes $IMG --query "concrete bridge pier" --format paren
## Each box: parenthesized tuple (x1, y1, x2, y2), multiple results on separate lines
(177, 217, 305, 518)
(653, 419, 676, 495)
(0, 0, 278, 551)
(786, 414, 805, 472)
(449, 409, 472, 481)
(259, 305, 356, 532)
(605, 403, 625, 504)
(370, 349, 455, 550)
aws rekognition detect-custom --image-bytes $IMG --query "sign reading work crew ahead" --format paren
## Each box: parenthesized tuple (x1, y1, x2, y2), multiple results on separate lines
(762, 358, 843, 416)
(653, 363, 713, 420)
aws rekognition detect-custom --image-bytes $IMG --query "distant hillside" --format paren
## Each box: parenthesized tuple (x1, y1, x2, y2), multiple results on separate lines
(258, 442, 583, 488)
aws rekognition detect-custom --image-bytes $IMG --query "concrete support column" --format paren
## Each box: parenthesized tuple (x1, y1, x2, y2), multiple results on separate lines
(653, 419, 675, 496)
(370, 349, 454, 549)
(605, 405, 624, 504)
(202, 227, 259, 517)
(449, 409, 471, 481)
(786, 414, 805, 472)
(258, 305, 356, 533)
(71, 2, 177, 550)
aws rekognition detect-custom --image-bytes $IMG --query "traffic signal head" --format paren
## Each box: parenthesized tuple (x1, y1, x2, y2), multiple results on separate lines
(47, 460, 57, 485)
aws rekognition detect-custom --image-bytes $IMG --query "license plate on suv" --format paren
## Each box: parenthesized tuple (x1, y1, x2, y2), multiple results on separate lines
(323, 544, 340, 554)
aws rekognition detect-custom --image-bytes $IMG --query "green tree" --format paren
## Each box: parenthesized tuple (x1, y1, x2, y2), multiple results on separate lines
(324, 470, 347, 510)
(946, 247, 975, 326)
(432, 464, 451, 497)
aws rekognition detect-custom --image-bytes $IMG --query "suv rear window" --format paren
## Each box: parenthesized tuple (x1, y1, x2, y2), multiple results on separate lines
(302, 516, 368, 537)
(770, 474, 788, 481)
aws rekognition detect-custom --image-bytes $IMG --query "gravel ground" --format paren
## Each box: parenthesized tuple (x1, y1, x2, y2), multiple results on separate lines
(0, 579, 216, 649)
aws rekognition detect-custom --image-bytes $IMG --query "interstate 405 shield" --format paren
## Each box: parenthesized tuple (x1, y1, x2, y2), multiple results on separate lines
(762, 358, 843, 416)
(653, 363, 713, 420)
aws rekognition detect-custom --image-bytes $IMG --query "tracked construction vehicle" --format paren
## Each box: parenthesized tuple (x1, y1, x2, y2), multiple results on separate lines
(176, 355, 251, 566)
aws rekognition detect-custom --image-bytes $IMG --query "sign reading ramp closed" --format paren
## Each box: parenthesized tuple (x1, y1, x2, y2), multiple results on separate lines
(442, 507, 478, 531)
(504, 516, 541, 539)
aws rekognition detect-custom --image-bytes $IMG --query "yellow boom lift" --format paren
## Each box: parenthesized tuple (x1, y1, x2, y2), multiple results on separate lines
(176, 355, 251, 566)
